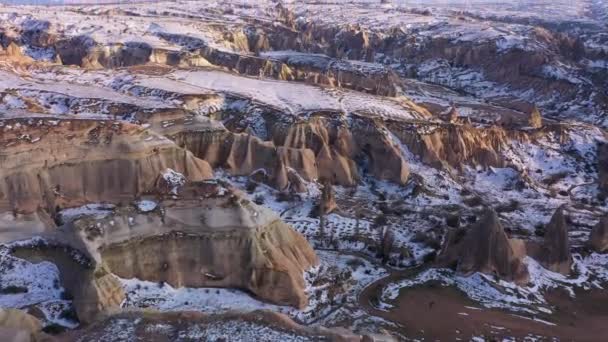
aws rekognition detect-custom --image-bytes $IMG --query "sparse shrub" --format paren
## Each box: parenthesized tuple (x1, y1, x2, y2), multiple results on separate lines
(59, 308, 78, 322)
(374, 214, 388, 227)
(534, 224, 545, 237)
(253, 194, 265, 205)
(496, 199, 520, 213)
(275, 192, 291, 202)
(446, 214, 459, 228)
(346, 258, 365, 270)
(60, 291, 74, 301)
(463, 196, 483, 207)
(369, 293, 380, 308)
(308, 205, 320, 218)
(422, 251, 437, 263)
(42, 324, 67, 335)
(245, 181, 258, 193)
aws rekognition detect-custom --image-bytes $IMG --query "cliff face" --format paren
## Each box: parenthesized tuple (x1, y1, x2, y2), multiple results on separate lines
(66, 182, 318, 309)
(389, 122, 516, 169)
(173, 114, 411, 190)
(0, 119, 212, 214)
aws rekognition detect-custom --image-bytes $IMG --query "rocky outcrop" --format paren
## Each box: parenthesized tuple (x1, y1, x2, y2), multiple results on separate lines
(537, 207, 572, 274)
(350, 117, 410, 185)
(0, 119, 212, 214)
(65, 182, 318, 309)
(275, 117, 360, 186)
(9, 241, 126, 325)
(320, 180, 337, 215)
(528, 105, 543, 129)
(71, 269, 126, 324)
(389, 122, 511, 170)
(7, 181, 318, 322)
(590, 216, 608, 253)
(174, 115, 411, 190)
(441, 106, 459, 123)
(440, 209, 529, 284)
(0, 308, 48, 342)
(174, 129, 319, 191)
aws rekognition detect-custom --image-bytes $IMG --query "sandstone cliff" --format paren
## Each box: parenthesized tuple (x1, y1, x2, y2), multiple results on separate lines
(0, 119, 212, 214)
(62, 181, 318, 309)
(173, 114, 410, 190)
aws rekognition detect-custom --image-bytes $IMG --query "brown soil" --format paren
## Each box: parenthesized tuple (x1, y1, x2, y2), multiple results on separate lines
(361, 279, 608, 341)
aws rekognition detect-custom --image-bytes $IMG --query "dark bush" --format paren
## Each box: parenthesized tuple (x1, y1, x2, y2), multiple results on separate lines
(0, 285, 28, 294)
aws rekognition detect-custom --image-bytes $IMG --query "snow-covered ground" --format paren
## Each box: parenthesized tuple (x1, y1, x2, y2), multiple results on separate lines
(0, 245, 78, 328)
(380, 254, 608, 318)
(120, 250, 388, 327)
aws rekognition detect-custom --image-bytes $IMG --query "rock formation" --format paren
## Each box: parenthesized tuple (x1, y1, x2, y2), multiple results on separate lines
(0, 119, 212, 214)
(0, 308, 49, 342)
(537, 207, 572, 274)
(442, 209, 529, 284)
(62, 181, 318, 309)
(590, 216, 608, 253)
(528, 105, 543, 129)
(320, 180, 337, 215)
(174, 114, 411, 189)
(1, 1, 607, 338)
(71, 269, 126, 324)
(390, 122, 510, 170)
(6, 181, 318, 324)
(442, 106, 459, 123)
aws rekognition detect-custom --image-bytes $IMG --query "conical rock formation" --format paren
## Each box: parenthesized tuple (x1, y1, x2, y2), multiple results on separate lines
(320, 180, 337, 215)
(455, 209, 529, 284)
(528, 105, 543, 129)
(538, 207, 572, 274)
(590, 216, 608, 253)
(0, 119, 212, 214)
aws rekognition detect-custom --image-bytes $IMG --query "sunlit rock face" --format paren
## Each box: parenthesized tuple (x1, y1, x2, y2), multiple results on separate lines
(0, 119, 212, 214)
